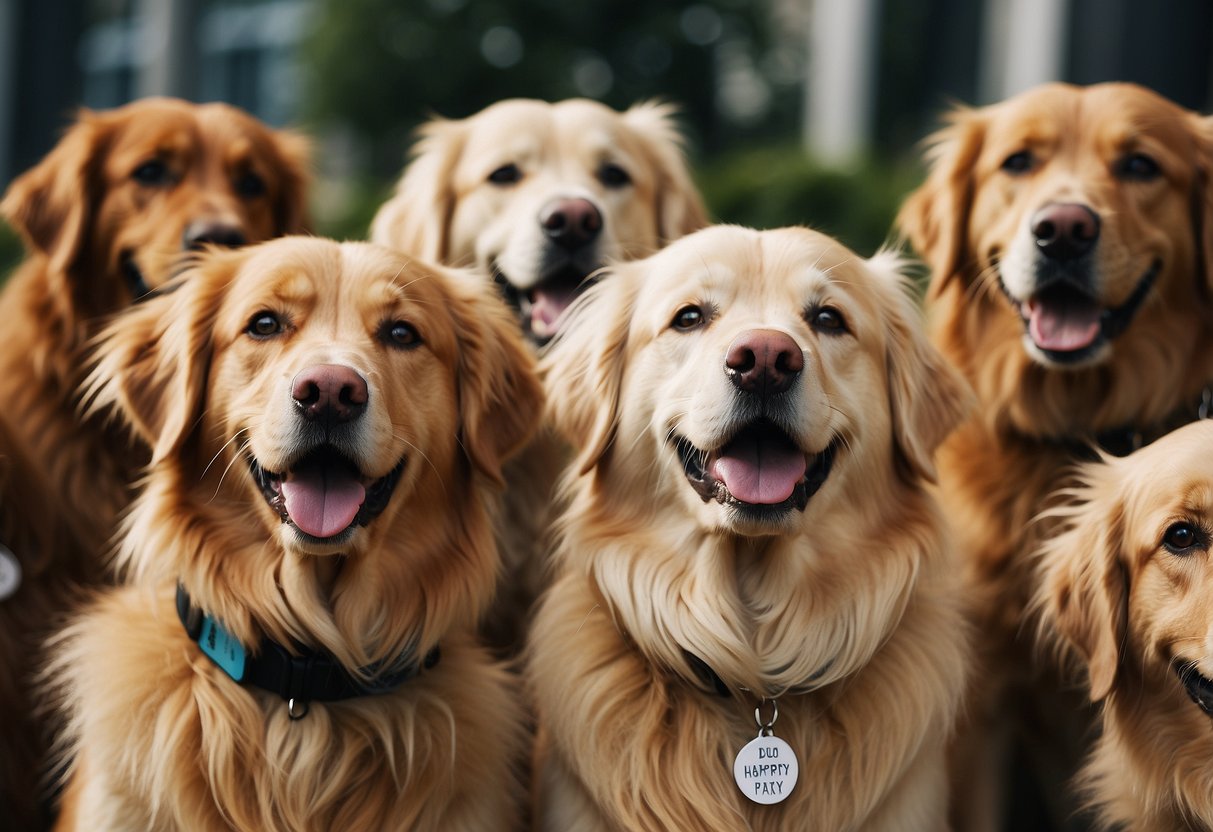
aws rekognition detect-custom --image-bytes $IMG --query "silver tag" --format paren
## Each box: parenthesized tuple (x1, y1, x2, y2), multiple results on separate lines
(733, 734, 799, 804)
(0, 544, 21, 601)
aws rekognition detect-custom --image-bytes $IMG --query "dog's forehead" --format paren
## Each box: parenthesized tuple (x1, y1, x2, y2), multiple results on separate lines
(461, 99, 634, 172)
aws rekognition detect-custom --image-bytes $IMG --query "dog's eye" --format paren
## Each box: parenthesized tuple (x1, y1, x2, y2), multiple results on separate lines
(671, 305, 706, 332)
(1163, 521, 1205, 554)
(488, 163, 522, 185)
(383, 320, 422, 349)
(131, 159, 172, 186)
(246, 311, 284, 339)
(1000, 151, 1035, 175)
(809, 306, 848, 335)
(1117, 153, 1161, 181)
(598, 163, 631, 188)
(235, 171, 267, 198)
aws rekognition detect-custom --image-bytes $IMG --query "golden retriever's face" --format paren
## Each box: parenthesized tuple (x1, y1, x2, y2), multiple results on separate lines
(3, 97, 309, 314)
(92, 238, 541, 559)
(371, 98, 707, 342)
(1040, 421, 1213, 711)
(545, 226, 970, 537)
(901, 82, 1213, 370)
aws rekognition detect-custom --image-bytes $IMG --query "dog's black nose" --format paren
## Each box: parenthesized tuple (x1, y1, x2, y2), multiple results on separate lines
(725, 329, 804, 397)
(183, 221, 247, 251)
(292, 364, 368, 426)
(1031, 203, 1100, 260)
(539, 198, 602, 250)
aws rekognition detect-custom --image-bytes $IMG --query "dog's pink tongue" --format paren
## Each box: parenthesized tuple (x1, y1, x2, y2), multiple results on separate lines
(281, 469, 365, 539)
(1026, 296, 1101, 352)
(530, 288, 576, 339)
(711, 432, 808, 505)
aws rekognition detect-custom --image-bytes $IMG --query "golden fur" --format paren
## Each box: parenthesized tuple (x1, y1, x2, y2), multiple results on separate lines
(0, 413, 88, 830)
(1036, 420, 1213, 831)
(897, 82, 1213, 830)
(371, 97, 708, 652)
(49, 238, 542, 830)
(528, 225, 973, 830)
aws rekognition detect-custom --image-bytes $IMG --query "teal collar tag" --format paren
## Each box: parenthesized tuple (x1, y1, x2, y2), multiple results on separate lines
(199, 616, 246, 682)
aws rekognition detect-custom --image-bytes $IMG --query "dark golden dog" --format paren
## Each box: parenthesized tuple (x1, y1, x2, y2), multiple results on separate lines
(898, 81, 1213, 830)
(50, 238, 542, 830)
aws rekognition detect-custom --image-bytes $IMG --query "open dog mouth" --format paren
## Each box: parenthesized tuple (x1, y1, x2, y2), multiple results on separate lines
(249, 445, 405, 541)
(672, 420, 837, 515)
(492, 263, 599, 344)
(1002, 261, 1158, 364)
(1174, 660, 1213, 718)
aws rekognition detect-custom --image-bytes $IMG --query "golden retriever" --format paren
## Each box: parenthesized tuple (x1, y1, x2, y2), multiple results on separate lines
(371, 97, 708, 651)
(0, 96, 311, 549)
(0, 413, 89, 830)
(1036, 419, 1213, 831)
(897, 81, 1213, 829)
(528, 225, 973, 830)
(48, 237, 543, 830)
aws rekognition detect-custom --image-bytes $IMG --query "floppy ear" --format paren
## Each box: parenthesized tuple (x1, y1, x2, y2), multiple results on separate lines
(86, 251, 240, 464)
(1036, 474, 1128, 702)
(896, 107, 985, 299)
(869, 250, 974, 483)
(269, 129, 312, 235)
(1, 109, 106, 277)
(447, 275, 544, 486)
(370, 118, 466, 262)
(623, 101, 710, 243)
(540, 269, 638, 475)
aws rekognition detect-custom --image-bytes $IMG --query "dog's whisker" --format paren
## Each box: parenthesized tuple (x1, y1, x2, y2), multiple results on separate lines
(201, 427, 250, 480)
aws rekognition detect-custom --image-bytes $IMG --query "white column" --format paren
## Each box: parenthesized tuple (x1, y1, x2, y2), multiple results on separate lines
(980, 0, 1069, 102)
(136, 0, 199, 99)
(804, 0, 879, 166)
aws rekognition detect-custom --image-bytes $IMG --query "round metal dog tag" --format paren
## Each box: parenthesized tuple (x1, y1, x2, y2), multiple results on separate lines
(0, 544, 21, 601)
(733, 735, 798, 805)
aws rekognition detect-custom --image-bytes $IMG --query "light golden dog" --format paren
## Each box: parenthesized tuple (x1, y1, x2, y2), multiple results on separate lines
(0, 96, 311, 548)
(49, 238, 542, 831)
(897, 81, 1213, 830)
(528, 225, 973, 830)
(1037, 419, 1213, 831)
(371, 97, 708, 651)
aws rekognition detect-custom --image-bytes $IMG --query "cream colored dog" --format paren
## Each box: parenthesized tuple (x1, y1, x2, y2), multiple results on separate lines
(529, 225, 973, 830)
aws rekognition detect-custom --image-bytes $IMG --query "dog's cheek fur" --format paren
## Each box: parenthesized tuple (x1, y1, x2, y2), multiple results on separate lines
(1036, 479, 1129, 702)
(449, 277, 544, 486)
(541, 270, 638, 475)
(87, 254, 240, 463)
(897, 110, 986, 298)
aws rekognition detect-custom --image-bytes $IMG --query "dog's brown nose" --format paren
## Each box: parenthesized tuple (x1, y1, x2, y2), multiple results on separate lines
(1031, 203, 1100, 260)
(725, 329, 804, 397)
(540, 198, 602, 250)
(292, 364, 368, 425)
(183, 220, 247, 251)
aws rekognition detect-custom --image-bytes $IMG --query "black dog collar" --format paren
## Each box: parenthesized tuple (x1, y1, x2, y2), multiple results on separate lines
(176, 584, 438, 718)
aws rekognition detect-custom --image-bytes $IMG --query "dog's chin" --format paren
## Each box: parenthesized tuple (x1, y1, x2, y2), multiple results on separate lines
(248, 445, 406, 554)
(999, 261, 1158, 370)
(672, 420, 837, 535)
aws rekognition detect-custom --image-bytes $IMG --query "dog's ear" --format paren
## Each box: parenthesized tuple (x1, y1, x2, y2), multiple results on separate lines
(268, 128, 312, 236)
(623, 101, 710, 243)
(869, 251, 973, 483)
(370, 118, 466, 261)
(447, 273, 544, 486)
(86, 251, 240, 464)
(541, 269, 637, 475)
(1036, 471, 1128, 702)
(896, 107, 985, 299)
(2, 109, 107, 277)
